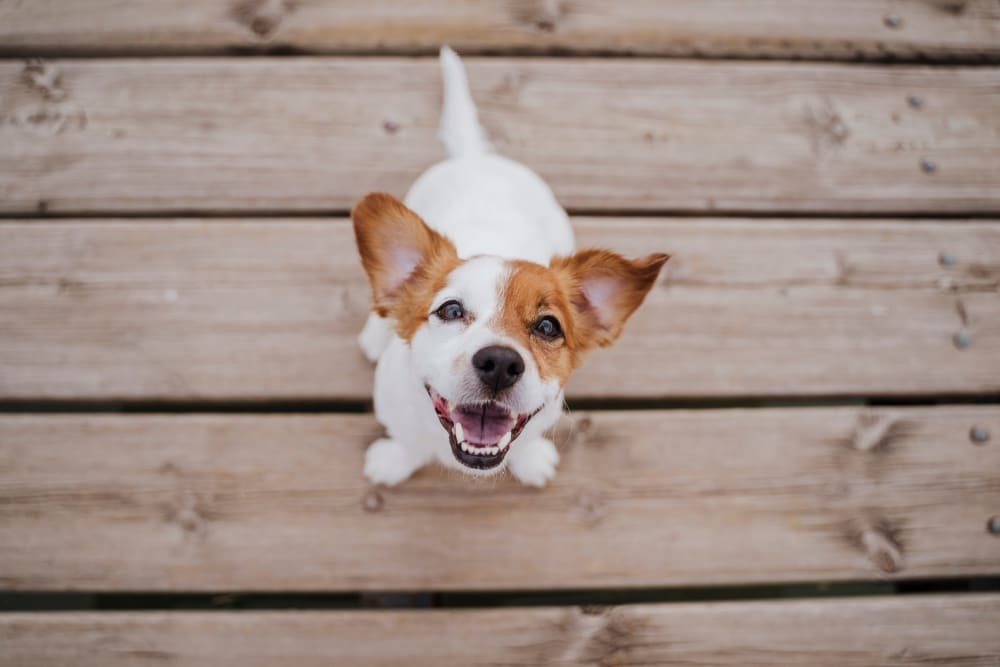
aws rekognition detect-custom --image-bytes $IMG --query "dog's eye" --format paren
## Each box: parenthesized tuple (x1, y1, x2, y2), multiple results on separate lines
(435, 300, 465, 321)
(533, 315, 562, 340)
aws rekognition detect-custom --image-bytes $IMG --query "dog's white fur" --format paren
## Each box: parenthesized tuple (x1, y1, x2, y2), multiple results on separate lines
(359, 47, 573, 487)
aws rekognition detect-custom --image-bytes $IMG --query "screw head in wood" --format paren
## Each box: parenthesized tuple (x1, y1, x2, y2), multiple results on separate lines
(938, 251, 957, 267)
(953, 330, 971, 349)
(883, 15, 902, 28)
(382, 120, 399, 134)
(907, 95, 923, 109)
(362, 490, 384, 512)
(988, 516, 1000, 535)
(921, 158, 937, 174)
(970, 426, 990, 444)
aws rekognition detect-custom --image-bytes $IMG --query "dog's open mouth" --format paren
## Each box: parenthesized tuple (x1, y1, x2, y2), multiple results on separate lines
(426, 386, 538, 470)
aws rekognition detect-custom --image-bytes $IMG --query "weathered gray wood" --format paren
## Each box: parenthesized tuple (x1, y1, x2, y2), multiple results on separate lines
(1, 219, 997, 401)
(1, 1, 998, 60)
(0, 407, 997, 591)
(2, 59, 998, 215)
(2, 596, 1000, 666)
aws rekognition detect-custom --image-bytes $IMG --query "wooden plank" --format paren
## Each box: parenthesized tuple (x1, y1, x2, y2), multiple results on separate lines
(2, 58, 999, 215)
(0, 407, 997, 591)
(2, 1, 999, 60)
(3, 595, 1000, 666)
(1, 219, 998, 401)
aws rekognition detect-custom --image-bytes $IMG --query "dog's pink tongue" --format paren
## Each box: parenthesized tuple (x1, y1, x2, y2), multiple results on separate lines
(453, 404, 515, 444)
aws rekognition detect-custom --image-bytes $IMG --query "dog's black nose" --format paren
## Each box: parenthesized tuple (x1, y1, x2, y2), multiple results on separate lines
(472, 345, 525, 391)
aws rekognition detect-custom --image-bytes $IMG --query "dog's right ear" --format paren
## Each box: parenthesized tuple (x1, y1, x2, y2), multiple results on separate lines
(352, 193, 458, 316)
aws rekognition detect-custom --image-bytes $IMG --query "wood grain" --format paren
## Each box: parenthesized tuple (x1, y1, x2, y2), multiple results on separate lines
(1, 1, 998, 60)
(1, 219, 997, 401)
(2, 58, 999, 215)
(1, 407, 997, 591)
(3, 595, 1000, 666)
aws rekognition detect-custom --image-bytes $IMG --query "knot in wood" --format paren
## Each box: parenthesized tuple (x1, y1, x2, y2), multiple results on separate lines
(851, 413, 899, 452)
(575, 491, 608, 526)
(175, 508, 202, 533)
(580, 604, 610, 616)
(10, 103, 87, 136)
(231, 0, 292, 38)
(803, 99, 851, 157)
(861, 527, 904, 573)
(936, 0, 968, 16)
(511, 0, 564, 33)
(22, 60, 66, 101)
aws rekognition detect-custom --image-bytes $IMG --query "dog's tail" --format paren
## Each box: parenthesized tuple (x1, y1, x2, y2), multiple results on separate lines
(439, 46, 491, 157)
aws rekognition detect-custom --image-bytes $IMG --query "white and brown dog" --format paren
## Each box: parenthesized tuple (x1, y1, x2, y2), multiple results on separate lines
(353, 47, 668, 487)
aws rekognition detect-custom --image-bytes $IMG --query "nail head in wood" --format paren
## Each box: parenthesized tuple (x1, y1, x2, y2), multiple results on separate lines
(989, 517, 1000, 535)
(907, 95, 923, 109)
(883, 15, 902, 28)
(970, 426, 990, 444)
(938, 251, 957, 267)
(921, 158, 937, 174)
(953, 330, 971, 349)
(362, 490, 384, 512)
(382, 120, 399, 134)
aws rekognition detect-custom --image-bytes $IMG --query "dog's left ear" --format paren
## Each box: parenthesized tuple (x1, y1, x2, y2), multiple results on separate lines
(352, 192, 458, 316)
(552, 249, 669, 349)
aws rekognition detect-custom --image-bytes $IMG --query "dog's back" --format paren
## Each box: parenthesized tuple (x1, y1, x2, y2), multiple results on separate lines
(403, 47, 574, 266)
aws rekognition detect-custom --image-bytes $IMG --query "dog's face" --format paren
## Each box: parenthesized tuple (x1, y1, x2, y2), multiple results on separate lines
(353, 193, 668, 474)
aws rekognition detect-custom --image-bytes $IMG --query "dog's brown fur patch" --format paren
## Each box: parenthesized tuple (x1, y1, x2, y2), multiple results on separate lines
(497, 261, 580, 385)
(551, 249, 670, 348)
(352, 193, 462, 341)
(497, 250, 668, 384)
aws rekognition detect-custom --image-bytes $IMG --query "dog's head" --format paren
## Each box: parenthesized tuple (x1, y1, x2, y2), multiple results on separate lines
(353, 193, 668, 474)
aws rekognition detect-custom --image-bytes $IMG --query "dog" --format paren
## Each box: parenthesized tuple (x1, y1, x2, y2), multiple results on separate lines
(352, 47, 669, 487)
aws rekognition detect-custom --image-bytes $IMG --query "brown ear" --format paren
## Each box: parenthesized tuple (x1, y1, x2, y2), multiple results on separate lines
(352, 193, 458, 316)
(552, 249, 669, 349)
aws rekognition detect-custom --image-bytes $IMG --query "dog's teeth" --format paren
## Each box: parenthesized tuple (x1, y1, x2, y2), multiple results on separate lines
(453, 422, 464, 444)
(490, 446, 499, 455)
(460, 441, 472, 453)
(497, 431, 512, 450)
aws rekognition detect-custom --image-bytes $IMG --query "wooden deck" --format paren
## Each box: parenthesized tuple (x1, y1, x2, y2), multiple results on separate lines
(1, 2, 999, 664)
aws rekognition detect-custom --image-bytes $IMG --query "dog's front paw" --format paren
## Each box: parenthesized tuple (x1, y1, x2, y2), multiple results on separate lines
(363, 438, 422, 486)
(508, 437, 560, 487)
